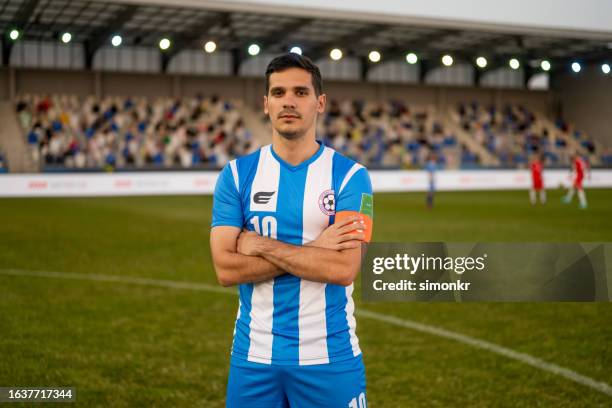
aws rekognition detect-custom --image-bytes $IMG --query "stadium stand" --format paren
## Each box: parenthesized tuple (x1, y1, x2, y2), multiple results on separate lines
(11, 93, 605, 172)
(316, 99, 460, 169)
(15, 94, 256, 171)
(451, 102, 602, 168)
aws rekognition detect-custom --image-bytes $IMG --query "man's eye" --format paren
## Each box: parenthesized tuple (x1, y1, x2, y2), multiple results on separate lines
(272, 90, 283, 96)
(297, 90, 307, 96)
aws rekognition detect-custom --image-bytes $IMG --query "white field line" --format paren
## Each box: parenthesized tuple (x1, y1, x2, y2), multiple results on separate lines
(1, 267, 611, 398)
(0, 268, 234, 295)
(355, 309, 612, 397)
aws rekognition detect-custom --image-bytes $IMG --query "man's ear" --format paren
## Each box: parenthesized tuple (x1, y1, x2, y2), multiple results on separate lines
(263, 95, 269, 115)
(317, 93, 326, 114)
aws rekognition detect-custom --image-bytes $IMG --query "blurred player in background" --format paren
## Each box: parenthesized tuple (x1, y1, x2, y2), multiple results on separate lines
(562, 152, 588, 209)
(424, 152, 437, 209)
(210, 54, 372, 407)
(529, 152, 546, 205)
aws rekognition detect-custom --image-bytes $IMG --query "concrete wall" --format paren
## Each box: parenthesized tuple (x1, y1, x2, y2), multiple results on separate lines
(0, 68, 8, 101)
(15, 69, 94, 96)
(100, 72, 173, 98)
(180, 75, 250, 100)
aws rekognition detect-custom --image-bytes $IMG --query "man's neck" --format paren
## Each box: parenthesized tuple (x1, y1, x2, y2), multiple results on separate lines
(272, 133, 319, 166)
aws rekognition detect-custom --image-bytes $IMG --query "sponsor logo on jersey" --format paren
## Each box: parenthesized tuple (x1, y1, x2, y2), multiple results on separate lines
(254, 191, 276, 204)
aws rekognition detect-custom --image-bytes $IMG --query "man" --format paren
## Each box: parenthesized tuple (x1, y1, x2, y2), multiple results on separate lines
(424, 152, 437, 209)
(529, 152, 546, 205)
(210, 53, 372, 407)
(562, 153, 588, 209)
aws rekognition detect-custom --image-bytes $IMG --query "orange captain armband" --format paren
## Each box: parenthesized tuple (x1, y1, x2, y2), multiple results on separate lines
(335, 193, 374, 242)
(335, 209, 373, 243)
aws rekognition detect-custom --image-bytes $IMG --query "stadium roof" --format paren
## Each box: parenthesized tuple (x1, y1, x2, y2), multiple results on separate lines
(1, 0, 611, 74)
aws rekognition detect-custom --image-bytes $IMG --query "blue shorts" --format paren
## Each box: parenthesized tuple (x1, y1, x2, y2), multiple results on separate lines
(226, 355, 367, 408)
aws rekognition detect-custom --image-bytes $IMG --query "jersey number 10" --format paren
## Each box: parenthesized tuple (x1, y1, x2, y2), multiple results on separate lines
(348, 392, 367, 408)
(249, 216, 277, 239)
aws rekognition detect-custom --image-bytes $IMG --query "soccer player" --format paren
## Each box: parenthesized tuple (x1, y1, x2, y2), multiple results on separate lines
(529, 153, 546, 205)
(210, 54, 372, 407)
(562, 153, 588, 209)
(424, 152, 437, 209)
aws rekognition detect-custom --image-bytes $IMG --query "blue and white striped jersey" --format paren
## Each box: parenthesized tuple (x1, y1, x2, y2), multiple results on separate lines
(212, 142, 373, 366)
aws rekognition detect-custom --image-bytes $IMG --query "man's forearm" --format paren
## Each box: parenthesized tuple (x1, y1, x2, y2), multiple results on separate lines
(214, 251, 284, 287)
(253, 237, 358, 286)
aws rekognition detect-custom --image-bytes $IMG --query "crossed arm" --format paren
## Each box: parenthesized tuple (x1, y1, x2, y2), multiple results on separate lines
(210, 215, 367, 287)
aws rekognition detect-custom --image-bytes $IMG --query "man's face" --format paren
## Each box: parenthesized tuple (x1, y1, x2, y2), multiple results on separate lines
(264, 68, 326, 140)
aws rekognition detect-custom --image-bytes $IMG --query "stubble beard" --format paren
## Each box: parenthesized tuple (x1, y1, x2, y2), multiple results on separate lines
(274, 119, 305, 140)
(277, 128, 303, 140)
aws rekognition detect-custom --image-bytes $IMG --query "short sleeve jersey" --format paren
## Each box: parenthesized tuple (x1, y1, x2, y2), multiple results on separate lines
(212, 142, 373, 366)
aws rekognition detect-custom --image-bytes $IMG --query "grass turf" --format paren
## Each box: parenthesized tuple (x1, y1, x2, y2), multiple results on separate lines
(1, 189, 611, 407)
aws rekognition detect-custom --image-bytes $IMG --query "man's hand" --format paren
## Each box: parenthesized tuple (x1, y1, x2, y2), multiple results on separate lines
(237, 229, 263, 256)
(307, 215, 365, 250)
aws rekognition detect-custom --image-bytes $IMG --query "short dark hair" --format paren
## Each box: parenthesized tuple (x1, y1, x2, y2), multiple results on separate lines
(265, 53, 323, 96)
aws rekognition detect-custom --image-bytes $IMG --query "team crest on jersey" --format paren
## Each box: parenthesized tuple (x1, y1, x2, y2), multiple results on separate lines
(318, 189, 335, 215)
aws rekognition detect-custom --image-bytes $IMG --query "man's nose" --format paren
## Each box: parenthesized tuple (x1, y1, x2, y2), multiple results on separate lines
(282, 94, 297, 109)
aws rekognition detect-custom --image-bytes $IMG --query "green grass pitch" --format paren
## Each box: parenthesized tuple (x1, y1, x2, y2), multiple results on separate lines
(1, 189, 611, 407)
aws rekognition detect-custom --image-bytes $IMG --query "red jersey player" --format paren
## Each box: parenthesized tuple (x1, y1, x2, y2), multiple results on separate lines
(529, 153, 546, 205)
(562, 153, 588, 209)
